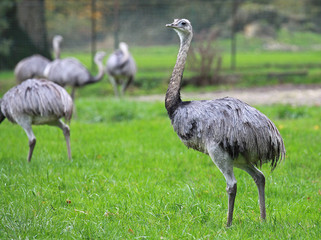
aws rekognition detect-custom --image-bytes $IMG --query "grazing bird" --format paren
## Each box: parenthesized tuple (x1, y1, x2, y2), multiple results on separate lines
(165, 19, 285, 227)
(0, 79, 73, 162)
(44, 51, 106, 100)
(14, 35, 63, 84)
(105, 42, 137, 97)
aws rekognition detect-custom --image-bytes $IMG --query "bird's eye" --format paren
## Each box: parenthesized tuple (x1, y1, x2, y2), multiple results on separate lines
(181, 21, 186, 26)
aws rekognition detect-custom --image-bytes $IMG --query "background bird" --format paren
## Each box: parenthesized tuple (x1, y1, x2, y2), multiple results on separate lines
(43, 51, 106, 100)
(14, 35, 63, 84)
(165, 18, 285, 227)
(0, 78, 73, 162)
(105, 42, 137, 97)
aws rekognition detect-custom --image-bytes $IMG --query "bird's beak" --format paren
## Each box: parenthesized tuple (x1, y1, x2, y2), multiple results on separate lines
(166, 23, 175, 28)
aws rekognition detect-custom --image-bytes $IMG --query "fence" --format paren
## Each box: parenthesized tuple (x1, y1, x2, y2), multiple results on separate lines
(3, 0, 321, 72)
(44, 0, 321, 69)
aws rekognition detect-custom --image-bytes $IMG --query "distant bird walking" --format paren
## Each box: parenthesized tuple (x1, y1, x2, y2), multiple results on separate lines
(44, 51, 106, 100)
(106, 42, 137, 97)
(165, 19, 285, 227)
(14, 35, 63, 84)
(0, 79, 73, 162)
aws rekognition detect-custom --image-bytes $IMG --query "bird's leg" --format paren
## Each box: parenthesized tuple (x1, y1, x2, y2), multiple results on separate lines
(227, 181, 237, 227)
(71, 86, 76, 101)
(121, 81, 126, 97)
(109, 76, 120, 98)
(121, 76, 133, 96)
(208, 145, 237, 227)
(50, 120, 71, 160)
(28, 138, 36, 162)
(238, 164, 266, 220)
(70, 87, 77, 119)
(19, 120, 36, 162)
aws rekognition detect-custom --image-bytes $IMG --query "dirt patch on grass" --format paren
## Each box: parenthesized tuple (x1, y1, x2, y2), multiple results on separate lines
(132, 84, 321, 106)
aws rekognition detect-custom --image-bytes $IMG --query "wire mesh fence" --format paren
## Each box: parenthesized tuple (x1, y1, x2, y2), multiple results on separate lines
(2, 0, 321, 73)
(41, 0, 321, 47)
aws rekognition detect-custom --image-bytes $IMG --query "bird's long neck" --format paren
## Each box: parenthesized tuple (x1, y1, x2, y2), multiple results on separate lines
(119, 48, 129, 66)
(165, 32, 193, 117)
(53, 41, 61, 59)
(89, 59, 105, 83)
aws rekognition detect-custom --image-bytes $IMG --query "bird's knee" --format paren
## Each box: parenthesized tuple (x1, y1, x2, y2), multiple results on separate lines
(226, 182, 237, 196)
(63, 125, 70, 136)
(29, 138, 36, 148)
(255, 173, 265, 187)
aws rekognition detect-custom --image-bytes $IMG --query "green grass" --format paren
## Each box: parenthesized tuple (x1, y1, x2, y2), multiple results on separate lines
(1, 31, 321, 238)
(0, 99, 320, 239)
(1, 44, 321, 98)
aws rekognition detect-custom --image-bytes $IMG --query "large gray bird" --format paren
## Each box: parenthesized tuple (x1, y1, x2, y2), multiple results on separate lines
(0, 79, 73, 162)
(44, 51, 106, 100)
(14, 35, 63, 84)
(105, 42, 137, 97)
(165, 19, 285, 227)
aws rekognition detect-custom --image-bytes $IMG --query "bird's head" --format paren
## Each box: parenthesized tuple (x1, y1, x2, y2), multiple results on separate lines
(119, 42, 129, 52)
(53, 35, 63, 44)
(166, 19, 193, 36)
(94, 51, 106, 63)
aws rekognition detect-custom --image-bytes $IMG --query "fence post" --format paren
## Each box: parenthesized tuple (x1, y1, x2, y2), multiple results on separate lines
(91, 0, 97, 71)
(113, 0, 120, 50)
(231, 0, 239, 71)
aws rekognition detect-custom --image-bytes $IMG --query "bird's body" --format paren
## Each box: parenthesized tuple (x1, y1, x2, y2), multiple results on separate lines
(14, 35, 63, 84)
(44, 51, 106, 99)
(106, 42, 136, 97)
(166, 19, 285, 227)
(44, 57, 92, 87)
(14, 55, 50, 84)
(172, 97, 284, 167)
(0, 79, 73, 162)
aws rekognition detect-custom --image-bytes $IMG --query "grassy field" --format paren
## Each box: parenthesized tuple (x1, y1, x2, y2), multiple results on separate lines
(1, 48, 321, 98)
(0, 99, 320, 239)
(0, 35, 321, 238)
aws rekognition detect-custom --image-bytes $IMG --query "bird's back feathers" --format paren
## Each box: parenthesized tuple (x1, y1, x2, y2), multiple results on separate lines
(1, 79, 73, 124)
(44, 58, 91, 87)
(14, 55, 50, 83)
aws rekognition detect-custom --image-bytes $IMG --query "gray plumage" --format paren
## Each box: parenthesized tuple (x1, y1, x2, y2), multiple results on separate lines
(14, 35, 63, 84)
(44, 51, 106, 99)
(166, 19, 285, 227)
(0, 79, 73, 162)
(106, 42, 137, 97)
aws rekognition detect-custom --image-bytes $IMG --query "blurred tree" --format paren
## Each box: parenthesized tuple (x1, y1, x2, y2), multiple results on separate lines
(187, 29, 223, 86)
(307, 0, 321, 32)
(46, 0, 106, 49)
(0, 0, 51, 70)
(0, 0, 14, 66)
